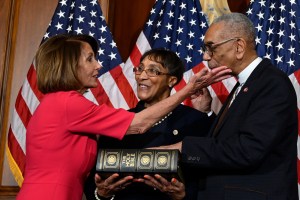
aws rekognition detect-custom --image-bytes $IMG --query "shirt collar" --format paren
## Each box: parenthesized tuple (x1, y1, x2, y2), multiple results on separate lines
(237, 57, 262, 84)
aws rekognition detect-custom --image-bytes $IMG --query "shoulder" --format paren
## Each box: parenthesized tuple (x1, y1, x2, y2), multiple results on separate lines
(40, 91, 80, 105)
(43, 90, 82, 99)
(248, 59, 297, 103)
(251, 59, 294, 90)
(257, 59, 290, 82)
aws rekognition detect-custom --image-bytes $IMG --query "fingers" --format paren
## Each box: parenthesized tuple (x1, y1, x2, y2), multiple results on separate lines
(202, 87, 209, 95)
(190, 66, 232, 92)
(210, 66, 233, 83)
(169, 178, 186, 200)
(171, 178, 184, 191)
(118, 176, 134, 188)
(95, 173, 119, 187)
(111, 175, 134, 189)
(154, 174, 170, 186)
(94, 173, 102, 184)
(96, 174, 133, 197)
(143, 174, 163, 189)
(209, 65, 232, 75)
(143, 174, 182, 192)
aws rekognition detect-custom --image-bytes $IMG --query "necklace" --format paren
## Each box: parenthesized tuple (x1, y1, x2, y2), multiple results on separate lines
(152, 112, 172, 127)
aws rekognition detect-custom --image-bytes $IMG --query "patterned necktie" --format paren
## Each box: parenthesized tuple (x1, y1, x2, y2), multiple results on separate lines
(229, 82, 244, 106)
(212, 82, 240, 136)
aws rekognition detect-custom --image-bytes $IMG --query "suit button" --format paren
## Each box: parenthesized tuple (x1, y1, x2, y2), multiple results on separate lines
(173, 130, 178, 135)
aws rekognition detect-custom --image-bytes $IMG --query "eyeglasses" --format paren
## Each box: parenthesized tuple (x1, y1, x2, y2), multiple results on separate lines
(133, 66, 170, 77)
(201, 37, 240, 57)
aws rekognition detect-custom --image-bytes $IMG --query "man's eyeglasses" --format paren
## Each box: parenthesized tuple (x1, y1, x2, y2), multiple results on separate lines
(201, 37, 240, 57)
(133, 66, 170, 77)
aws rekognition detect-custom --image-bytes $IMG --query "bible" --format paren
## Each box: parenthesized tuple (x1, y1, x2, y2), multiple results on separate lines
(95, 149, 182, 181)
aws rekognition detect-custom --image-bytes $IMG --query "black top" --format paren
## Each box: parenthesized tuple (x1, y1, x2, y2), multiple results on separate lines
(84, 101, 215, 200)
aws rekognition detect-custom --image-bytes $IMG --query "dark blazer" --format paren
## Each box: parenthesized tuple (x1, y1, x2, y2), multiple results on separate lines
(181, 59, 299, 200)
(84, 102, 215, 200)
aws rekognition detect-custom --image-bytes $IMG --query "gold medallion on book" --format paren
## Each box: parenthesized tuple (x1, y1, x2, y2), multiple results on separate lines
(96, 149, 182, 181)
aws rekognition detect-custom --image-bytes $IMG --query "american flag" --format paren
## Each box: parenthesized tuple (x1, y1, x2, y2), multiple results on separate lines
(246, 0, 300, 195)
(123, 0, 236, 111)
(6, 0, 136, 186)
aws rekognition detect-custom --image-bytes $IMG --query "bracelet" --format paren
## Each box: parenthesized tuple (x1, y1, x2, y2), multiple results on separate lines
(94, 188, 115, 200)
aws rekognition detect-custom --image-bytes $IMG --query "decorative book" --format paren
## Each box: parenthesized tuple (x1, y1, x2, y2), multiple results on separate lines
(95, 149, 182, 181)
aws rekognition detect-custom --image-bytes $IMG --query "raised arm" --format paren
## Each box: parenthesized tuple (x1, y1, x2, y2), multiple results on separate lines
(126, 66, 231, 135)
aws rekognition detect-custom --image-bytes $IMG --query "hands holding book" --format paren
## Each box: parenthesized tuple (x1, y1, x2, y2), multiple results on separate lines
(94, 173, 185, 200)
(94, 173, 133, 199)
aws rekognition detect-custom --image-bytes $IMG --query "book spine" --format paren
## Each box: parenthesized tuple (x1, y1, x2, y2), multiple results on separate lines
(96, 149, 180, 180)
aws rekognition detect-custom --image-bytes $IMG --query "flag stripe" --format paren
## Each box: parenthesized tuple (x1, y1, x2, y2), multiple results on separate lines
(109, 66, 138, 108)
(98, 72, 129, 109)
(129, 45, 143, 67)
(7, 127, 26, 173)
(22, 79, 39, 115)
(15, 90, 32, 128)
(27, 64, 43, 101)
(6, 132, 25, 186)
(90, 79, 113, 107)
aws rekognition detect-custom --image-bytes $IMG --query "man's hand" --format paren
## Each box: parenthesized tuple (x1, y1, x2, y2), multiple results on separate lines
(191, 87, 212, 113)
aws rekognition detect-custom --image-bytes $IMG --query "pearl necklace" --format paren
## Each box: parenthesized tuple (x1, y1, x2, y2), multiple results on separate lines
(152, 112, 172, 127)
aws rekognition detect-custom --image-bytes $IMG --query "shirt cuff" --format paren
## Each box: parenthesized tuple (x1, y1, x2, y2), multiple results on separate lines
(206, 110, 214, 117)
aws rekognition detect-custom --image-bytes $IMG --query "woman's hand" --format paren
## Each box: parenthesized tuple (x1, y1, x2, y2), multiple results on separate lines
(137, 174, 185, 200)
(95, 173, 133, 198)
(188, 66, 232, 96)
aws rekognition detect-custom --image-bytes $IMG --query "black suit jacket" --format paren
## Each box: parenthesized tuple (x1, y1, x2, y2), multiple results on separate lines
(182, 59, 298, 200)
(84, 102, 215, 200)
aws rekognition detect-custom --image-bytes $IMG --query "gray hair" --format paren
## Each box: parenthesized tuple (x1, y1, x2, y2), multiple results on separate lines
(212, 13, 256, 47)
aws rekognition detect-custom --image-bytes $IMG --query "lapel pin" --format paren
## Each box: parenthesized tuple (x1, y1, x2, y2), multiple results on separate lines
(243, 87, 248, 92)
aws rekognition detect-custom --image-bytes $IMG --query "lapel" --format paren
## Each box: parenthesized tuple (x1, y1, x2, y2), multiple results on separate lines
(210, 82, 239, 137)
(210, 59, 269, 137)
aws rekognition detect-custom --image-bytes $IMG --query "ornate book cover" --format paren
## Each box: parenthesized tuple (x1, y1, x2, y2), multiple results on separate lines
(96, 149, 182, 181)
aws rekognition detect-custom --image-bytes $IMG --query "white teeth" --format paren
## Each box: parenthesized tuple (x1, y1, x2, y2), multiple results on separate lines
(139, 84, 148, 89)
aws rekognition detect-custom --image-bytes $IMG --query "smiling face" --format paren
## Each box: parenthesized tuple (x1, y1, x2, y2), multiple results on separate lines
(135, 56, 177, 107)
(77, 42, 101, 93)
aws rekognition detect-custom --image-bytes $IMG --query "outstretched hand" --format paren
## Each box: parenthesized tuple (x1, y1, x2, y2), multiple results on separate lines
(136, 174, 185, 200)
(187, 66, 232, 96)
(95, 173, 133, 198)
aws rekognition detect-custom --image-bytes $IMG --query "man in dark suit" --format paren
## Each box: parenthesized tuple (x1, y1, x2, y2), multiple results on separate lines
(156, 13, 298, 200)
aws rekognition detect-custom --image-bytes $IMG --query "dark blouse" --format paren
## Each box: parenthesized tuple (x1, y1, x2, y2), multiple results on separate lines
(84, 101, 215, 200)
